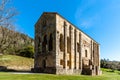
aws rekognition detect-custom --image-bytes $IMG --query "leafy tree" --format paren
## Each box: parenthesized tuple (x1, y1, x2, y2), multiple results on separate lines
(19, 46, 34, 58)
(101, 59, 120, 72)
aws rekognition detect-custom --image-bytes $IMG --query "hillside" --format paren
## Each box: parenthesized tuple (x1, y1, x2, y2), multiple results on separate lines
(0, 26, 34, 54)
(0, 55, 34, 71)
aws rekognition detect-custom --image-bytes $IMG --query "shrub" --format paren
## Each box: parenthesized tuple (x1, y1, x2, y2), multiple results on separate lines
(19, 46, 34, 58)
(0, 66, 7, 71)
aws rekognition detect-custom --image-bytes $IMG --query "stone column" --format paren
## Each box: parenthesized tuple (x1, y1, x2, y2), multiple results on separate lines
(71, 27, 74, 69)
(76, 31, 79, 69)
(55, 31, 60, 69)
(90, 40, 94, 75)
(74, 29, 77, 69)
(98, 44, 101, 75)
(93, 42, 95, 65)
(79, 32, 82, 70)
(64, 22, 67, 69)
(91, 40, 93, 65)
(98, 45, 100, 72)
(69, 26, 71, 69)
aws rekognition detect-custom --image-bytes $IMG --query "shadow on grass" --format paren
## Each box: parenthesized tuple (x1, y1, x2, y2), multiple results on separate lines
(117, 72, 120, 75)
(0, 66, 31, 73)
(107, 70, 114, 73)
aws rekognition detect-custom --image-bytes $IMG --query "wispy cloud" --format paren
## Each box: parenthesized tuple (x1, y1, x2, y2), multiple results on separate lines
(79, 20, 92, 29)
(75, 0, 100, 29)
(75, 14, 100, 29)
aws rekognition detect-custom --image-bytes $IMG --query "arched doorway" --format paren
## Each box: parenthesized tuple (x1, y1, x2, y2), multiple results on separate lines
(49, 33, 53, 51)
(42, 35, 47, 52)
(42, 60, 46, 68)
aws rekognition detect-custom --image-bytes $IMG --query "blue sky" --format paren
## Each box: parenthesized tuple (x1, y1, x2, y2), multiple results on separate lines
(12, 0, 120, 61)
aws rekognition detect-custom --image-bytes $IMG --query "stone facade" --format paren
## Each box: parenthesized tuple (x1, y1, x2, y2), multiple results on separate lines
(33, 12, 101, 75)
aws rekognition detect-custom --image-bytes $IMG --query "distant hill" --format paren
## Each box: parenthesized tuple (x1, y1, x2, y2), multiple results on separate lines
(0, 26, 34, 54)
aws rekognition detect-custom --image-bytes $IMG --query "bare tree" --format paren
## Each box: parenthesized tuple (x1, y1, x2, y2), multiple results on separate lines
(0, 0, 17, 54)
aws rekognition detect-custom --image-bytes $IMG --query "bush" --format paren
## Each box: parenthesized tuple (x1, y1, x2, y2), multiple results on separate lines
(19, 46, 34, 58)
(101, 59, 120, 71)
(0, 66, 7, 71)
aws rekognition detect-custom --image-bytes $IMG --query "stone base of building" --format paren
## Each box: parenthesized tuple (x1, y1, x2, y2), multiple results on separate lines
(56, 68, 82, 75)
(32, 67, 82, 75)
(89, 69, 102, 76)
(32, 67, 102, 75)
(31, 67, 56, 74)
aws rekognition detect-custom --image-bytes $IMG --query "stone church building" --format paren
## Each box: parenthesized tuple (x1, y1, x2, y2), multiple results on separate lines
(33, 12, 101, 75)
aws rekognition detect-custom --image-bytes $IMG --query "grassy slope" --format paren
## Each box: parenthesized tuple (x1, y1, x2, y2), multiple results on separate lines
(0, 55, 34, 70)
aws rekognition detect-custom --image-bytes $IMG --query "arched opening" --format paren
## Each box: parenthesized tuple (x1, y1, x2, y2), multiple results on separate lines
(85, 50, 87, 57)
(67, 26, 71, 53)
(77, 43, 80, 52)
(42, 35, 47, 52)
(49, 33, 53, 51)
(42, 20, 47, 28)
(42, 60, 46, 68)
(67, 37, 70, 53)
(38, 36, 41, 53)
(59, 34, 64, 51)
(64, 21, 67, 27)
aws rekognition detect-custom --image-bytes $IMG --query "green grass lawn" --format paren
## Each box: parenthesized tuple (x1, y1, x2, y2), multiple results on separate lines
(0, 68, 120, 80)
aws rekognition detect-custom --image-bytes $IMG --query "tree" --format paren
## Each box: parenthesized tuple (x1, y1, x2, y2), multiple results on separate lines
(0, 0, 17, 54)
(101, 59, 108, 68)
(101, 59, 120, 72)
(19, 45, 34, 58)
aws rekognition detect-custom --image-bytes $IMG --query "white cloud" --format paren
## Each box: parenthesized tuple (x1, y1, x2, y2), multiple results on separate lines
(75, 9, 100, 29)
(75, 0, 100, 29)
(80, 20, 92, 29)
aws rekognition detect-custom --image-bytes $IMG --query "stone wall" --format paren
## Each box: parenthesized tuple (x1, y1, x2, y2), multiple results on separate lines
(34, 13, 56, 73)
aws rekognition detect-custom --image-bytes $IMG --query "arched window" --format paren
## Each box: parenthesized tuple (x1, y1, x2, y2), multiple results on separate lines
(44, 35, 47, 44)
(42, 60, 46, 68)
(69, 26, 71, 33)
(67, 37, 71, 53)
(77, 43, 80, 52)
(38, 36, 41, 53)
(60, 34, 64, 51)
(42, 35, 47, 52)
(85, 50, 87, 57)
(64, 21, 67, 27)
(42, 20, 47, 28)
(49, 33, 53, 51)
(67, 26, 71, 53)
